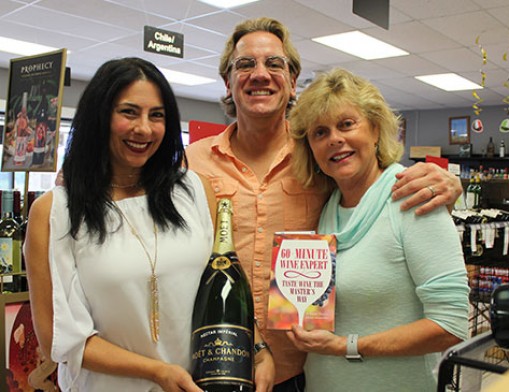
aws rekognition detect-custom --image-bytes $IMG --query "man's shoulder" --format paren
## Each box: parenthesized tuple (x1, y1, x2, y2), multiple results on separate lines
(186, 134, 225, 174)
(186, 135, 216, 156)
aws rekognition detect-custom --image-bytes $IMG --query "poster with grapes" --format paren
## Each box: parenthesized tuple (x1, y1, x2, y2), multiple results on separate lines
(2, 49, 67, 172)
(267, 233, 336, 331)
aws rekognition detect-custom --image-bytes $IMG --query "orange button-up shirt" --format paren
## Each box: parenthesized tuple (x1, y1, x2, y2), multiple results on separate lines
(186, 122, 329, 384)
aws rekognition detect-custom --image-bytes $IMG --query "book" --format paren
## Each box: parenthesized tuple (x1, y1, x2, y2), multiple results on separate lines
(267, 232, 337, 331)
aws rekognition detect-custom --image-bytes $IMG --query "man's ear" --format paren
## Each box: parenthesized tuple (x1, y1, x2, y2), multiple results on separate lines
(223, 74, 231, 97)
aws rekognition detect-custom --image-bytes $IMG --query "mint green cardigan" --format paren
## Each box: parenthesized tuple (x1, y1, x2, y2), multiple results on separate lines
(305, 164, 469, 392)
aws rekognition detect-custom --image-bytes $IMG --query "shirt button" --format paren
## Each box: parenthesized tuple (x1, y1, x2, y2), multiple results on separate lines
(241, 167, 247, 173)
(256, 261, 261, 267)
(214, 187, 220, 193)
(255, 297, 261, 303)
(258, 194, 263, 200)
(257, 227, 263, 233)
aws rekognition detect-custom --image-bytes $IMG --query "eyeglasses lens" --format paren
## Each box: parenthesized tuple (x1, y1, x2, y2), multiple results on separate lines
(233, 56, 287, 73)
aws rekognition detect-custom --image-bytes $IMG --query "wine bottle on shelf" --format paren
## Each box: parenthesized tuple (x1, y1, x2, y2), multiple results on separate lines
(13, 190, 23, 225)
(191, 198, 254, 392)
(0, 190, 23, 293)
(465, 175, 476, 210)
(474, 175, 482, 209)
(500, 140, 506, 158)
(18, 191, 37, 292)
(486, 137, 495, 158)
(19, 191, 36, 239)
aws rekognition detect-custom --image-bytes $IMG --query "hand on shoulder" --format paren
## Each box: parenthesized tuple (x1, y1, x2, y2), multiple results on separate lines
(391, 162, 462, 215)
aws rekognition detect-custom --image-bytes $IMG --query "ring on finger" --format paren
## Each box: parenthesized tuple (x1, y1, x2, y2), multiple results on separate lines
(427, 185, 436, 198)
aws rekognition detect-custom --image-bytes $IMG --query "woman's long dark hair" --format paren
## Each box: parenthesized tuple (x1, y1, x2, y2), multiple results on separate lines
(63, 57, 189, 243)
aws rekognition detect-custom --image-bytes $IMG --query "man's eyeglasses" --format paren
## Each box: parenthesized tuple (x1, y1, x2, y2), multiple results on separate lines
(229, 56, 289, 74)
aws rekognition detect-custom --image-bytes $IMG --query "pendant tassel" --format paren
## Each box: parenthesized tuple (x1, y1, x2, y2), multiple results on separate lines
(150, 273, 159, 343)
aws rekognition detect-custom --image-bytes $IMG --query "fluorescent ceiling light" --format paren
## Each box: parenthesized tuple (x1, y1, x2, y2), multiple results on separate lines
(159, 68, 216, 86)
(312, 31, 409, 60)
(198, 0, 260, 8)
(415, 73, 483, 91)
(0, 36, 59, 56)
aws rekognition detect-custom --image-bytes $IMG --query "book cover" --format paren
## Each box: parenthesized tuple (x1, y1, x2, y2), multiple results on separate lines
(267, 233, 337, 331)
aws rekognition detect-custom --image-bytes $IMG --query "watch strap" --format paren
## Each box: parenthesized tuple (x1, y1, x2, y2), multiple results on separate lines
(254, 341, 270, 355)
(345, 334, 363, 362)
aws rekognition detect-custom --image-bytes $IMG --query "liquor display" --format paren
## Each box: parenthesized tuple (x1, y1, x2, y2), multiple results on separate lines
(191, 199, 254, 392)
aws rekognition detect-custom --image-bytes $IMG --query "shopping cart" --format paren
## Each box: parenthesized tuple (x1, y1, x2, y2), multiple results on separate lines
(437, 331, 509, 391)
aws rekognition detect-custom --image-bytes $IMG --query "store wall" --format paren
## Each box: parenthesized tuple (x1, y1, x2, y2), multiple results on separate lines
(399, 105, 508, 166)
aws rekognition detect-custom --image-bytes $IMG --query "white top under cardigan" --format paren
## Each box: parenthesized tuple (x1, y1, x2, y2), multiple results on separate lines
(48, 170, 213, 391)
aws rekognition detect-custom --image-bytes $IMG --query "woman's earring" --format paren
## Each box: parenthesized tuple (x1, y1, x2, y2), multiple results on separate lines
(314, 163, 321, 174)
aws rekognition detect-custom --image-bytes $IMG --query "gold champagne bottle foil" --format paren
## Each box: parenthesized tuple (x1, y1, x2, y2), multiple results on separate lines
(212, 199, 235, 255)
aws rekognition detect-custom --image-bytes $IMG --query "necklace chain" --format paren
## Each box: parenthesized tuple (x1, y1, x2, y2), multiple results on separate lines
(115, 203, 159, 343)
(111, 182, 141, 189)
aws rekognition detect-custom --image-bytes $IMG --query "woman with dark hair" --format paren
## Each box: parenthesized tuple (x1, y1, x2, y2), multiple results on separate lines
(24, 57, 223, 391)
(61, 57, 193, 242)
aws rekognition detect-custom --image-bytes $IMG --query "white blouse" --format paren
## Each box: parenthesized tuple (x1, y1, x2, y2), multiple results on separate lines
(48, 170, 213, 391)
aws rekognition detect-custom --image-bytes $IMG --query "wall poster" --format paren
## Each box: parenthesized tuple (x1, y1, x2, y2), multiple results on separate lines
(2, 49, 67, 172)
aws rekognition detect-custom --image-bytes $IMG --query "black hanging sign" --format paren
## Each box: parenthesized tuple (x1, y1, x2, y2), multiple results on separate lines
(144, 26, 184, 58)
(353, 0, 390, 30)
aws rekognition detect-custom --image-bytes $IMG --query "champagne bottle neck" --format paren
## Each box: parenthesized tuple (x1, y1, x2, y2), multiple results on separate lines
(212, 199, 235, 255)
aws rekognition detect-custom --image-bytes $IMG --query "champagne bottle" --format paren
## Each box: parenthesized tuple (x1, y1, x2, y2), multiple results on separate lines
(191, 199, 254, 392)
(0, 190, 23, 292)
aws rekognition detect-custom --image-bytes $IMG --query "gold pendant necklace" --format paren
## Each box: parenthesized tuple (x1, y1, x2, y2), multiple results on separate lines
(115, 203, 159, 343)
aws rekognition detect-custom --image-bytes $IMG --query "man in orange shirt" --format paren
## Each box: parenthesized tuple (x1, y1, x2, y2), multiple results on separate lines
(186, 17, 462, 392)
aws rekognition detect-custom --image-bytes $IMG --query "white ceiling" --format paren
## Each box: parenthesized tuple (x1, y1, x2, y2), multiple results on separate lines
(1, 0, 509, 112)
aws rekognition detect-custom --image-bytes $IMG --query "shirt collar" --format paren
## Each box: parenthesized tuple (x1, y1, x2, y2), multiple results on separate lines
(211, 121, 294, 160)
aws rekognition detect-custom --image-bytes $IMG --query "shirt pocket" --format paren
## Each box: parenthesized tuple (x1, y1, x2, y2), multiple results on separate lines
(281, 177, 323, 231)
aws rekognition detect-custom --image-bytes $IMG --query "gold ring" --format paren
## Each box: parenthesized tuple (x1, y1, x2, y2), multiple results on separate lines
(427, 185, 436, 198)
